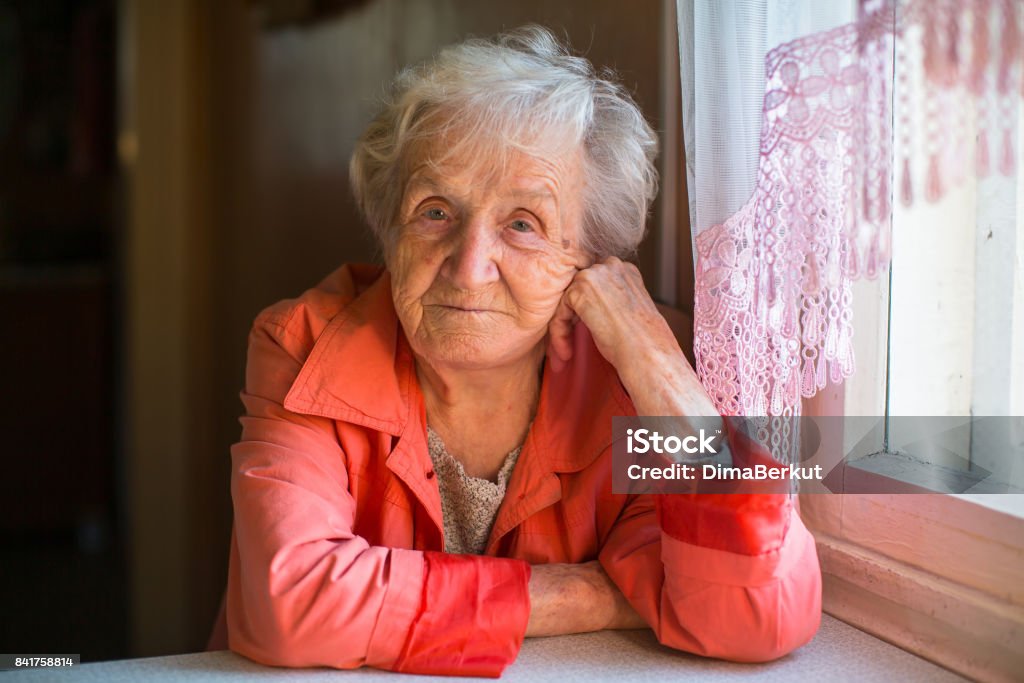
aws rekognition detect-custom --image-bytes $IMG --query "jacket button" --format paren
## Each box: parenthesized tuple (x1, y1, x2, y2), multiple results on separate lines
(425, 470, 435, 479)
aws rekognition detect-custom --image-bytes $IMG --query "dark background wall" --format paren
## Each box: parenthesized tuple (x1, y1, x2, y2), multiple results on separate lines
(2, 0, 685, 660)
(0, 0, 125, 661)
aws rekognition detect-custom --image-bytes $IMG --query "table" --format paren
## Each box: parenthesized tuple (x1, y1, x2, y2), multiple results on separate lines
(4, 615, 963, 682)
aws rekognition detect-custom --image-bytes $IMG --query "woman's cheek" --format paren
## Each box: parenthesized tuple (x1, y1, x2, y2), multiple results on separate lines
(508, 248, 578, 314)
(391, 236, 444, 297)
(537, 244, 582, 291)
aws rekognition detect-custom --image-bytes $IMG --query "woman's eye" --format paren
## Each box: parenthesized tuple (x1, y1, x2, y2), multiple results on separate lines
(423, 207, 448, 221)
(509, 219, 534, 233)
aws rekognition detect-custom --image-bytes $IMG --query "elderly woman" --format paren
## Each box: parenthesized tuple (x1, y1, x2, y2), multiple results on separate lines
(218, 26, 821, 677)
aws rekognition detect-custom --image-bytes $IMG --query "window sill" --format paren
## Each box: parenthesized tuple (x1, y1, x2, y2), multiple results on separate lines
(847, 450, 1024, 495)
(802, 493, 1024, 682)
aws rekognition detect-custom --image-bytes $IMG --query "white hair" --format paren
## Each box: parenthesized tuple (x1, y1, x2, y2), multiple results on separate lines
(349, 25, 659, 259)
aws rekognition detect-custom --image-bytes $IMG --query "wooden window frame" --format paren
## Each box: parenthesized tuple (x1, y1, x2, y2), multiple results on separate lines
(800, 385, 1024, 682)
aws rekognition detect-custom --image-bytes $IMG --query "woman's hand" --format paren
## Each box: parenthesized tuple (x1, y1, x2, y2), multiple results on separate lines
(547, 257, 721, 423)
(548, 257, 678, 374)
(526, 561, 647, 637)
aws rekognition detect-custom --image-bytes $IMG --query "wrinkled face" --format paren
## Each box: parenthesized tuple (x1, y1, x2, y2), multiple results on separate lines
(388, 145, 589, 371)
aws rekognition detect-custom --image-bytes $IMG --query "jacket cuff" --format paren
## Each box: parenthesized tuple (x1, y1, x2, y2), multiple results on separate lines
(657, 417, 792, 555)
(363, 548, 428, 668)
(394, 552, 531, 677)
(660, 502, 812, 585)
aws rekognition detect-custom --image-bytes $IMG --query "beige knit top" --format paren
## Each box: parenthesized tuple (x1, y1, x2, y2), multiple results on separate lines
(426, 426, 522, 555)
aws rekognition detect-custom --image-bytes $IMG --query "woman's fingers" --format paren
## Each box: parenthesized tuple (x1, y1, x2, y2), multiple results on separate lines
(548, 256, 680, 375)
(566, 258, 663, 367)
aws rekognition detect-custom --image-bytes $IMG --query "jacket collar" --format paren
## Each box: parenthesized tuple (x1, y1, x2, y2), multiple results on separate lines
(284, 269, 412, 436)
(283, 267, 635, 473)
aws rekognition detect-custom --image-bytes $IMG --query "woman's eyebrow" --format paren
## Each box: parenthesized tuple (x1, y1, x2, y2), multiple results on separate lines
(403, 174, 558, 213)
(509, 188, 556, 203)
(505, 189, 559, 218)
(403, 175, 447, 196)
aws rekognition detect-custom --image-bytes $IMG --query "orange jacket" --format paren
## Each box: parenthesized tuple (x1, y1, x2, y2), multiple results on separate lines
(222, 264, 822, 677)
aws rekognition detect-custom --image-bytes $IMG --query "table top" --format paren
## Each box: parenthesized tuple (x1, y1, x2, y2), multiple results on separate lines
(4, 615, 963, 682)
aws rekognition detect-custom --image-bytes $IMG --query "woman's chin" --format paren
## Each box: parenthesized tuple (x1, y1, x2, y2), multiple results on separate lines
(413, 330, 542, 372)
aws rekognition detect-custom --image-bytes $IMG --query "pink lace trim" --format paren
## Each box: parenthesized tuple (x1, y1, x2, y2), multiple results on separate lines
(694, 0, 1022, 417)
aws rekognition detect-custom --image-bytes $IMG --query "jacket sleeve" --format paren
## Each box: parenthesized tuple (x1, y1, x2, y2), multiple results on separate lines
(598, 417, 822, 662)
(226, 318, 531, 677)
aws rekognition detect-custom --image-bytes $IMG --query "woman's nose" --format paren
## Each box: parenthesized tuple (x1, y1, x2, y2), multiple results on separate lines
(443, 219, 500, 290)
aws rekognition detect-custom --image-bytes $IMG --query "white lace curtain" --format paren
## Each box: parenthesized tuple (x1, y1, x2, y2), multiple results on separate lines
(678, 0, 1024, 421)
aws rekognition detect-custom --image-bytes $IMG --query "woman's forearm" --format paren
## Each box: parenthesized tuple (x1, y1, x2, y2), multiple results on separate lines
(623, 347, 720, 414)
(525, 561, 647, 637)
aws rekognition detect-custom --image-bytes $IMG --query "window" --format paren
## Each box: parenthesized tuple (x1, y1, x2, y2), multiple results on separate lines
(835, 19, 1024, 501)
(800, 52, 1024, 673)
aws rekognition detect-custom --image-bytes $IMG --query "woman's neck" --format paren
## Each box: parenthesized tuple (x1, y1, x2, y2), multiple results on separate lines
(415, 345, 544, 480)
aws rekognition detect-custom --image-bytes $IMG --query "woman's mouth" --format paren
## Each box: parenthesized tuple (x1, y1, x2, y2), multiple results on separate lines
(445, 306, 486, 312)
(427, 303, 504, 317)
